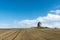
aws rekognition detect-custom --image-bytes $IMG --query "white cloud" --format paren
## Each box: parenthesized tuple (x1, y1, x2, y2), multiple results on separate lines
(0, 10, 60, 28)
(17, 20, 37, 28)
(0, 24, 10, 28)
(38, 14, 60, 21)
(50, 10, 60, 14)
(50, 10, 54, 13)
(15, 13, 60, 28)
(55, 10, 60, 14)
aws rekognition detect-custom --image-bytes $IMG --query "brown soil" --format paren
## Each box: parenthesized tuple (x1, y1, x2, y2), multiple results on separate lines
(0, 28, 60, 40)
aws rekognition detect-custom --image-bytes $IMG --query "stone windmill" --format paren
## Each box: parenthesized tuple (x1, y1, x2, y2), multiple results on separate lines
(37, 22, 41, 28)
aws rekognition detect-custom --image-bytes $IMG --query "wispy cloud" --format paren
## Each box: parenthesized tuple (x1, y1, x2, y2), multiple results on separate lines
(0, 24, 10, 28)
(50, 10, 60, 14)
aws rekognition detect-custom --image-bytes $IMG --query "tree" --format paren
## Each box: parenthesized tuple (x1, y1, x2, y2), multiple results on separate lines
(37, 22, 41, 28)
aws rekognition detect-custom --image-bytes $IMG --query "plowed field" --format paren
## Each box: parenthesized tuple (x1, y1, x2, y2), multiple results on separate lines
(0, 28, 60, 40)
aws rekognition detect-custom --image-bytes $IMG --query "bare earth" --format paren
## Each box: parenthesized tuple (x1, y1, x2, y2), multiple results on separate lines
(0, 28, 60, 40)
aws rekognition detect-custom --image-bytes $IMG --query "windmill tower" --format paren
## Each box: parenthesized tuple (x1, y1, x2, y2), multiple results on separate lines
(37, 22, 41, 28)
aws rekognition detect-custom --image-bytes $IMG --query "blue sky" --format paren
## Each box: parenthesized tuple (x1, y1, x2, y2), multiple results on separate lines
(0, 0, 60, 28)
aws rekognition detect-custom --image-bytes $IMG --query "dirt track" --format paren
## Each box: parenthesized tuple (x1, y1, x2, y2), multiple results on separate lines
(0, 28, 60, 40)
